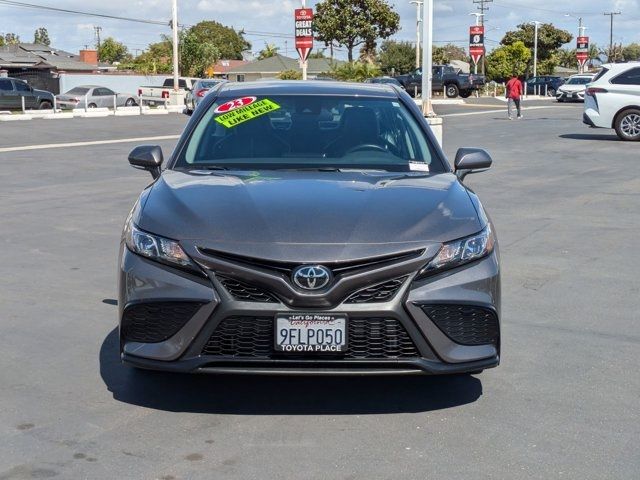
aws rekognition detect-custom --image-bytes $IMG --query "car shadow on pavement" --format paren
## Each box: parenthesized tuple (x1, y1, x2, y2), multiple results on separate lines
(100, 328, 483, 415)
(560, 133, 620, 141)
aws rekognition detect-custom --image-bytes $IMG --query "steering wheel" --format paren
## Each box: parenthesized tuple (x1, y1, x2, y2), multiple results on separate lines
(345, 144, 387, 154)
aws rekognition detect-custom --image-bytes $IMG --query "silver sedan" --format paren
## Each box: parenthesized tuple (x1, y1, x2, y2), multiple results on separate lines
(56, 85, 138, 109)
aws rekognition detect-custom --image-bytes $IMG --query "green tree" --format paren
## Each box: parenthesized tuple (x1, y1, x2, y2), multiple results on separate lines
(486, 41, 531, 82)
(188, 21, 250, 60)
(180, 30, 219, 77)
(556, 48, 577, 68)
(33, 27, 50, 46)
(98, 37, 130, 63)
(326, 61, 381, 81)
(277, 69, 302, 80)
(433, 43, 469, 64)
(378, 40, 415, 75)
(314, 0, 400, 62)
(501, 23, 572, 75)
(3, 33, 20, 45)
(257, 43, 279, 60)
(123, 39, 172, 74)
(623, 43, 640, 61)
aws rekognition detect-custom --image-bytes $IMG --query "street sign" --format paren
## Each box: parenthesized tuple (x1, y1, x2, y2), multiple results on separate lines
(576, 36, 589, 67)
(295, 8, 314, 62)
(469, 25, 485, 65)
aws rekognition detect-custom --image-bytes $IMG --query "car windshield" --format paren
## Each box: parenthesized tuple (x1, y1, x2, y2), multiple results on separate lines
(178, 95, 440, 172)
(66, 87, 90, 95)
(566, 77, 592, 85)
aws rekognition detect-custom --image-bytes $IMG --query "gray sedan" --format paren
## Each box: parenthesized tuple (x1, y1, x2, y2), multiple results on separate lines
(56, 85, 138, 109)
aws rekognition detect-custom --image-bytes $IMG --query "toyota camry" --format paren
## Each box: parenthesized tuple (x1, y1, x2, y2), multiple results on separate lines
(119, 81, 500, 375)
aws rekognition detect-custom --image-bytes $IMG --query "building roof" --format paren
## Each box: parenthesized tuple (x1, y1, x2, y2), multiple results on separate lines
(0, 43, 97, 71)
(212, 59, 248, 74)
(226, 54, 342, 75)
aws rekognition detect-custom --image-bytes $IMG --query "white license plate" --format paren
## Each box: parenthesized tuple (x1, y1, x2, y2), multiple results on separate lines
(275, 313, 347, 353)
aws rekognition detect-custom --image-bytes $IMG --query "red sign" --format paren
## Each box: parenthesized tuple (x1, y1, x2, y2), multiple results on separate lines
(576, 36, 589, 66)
(469, 26, 485, 65)
(214, 97, 256, 114)
(295, 8, 314, 62)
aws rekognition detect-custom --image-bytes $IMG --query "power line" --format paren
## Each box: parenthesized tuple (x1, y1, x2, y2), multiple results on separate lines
(0, 0, 168, 26)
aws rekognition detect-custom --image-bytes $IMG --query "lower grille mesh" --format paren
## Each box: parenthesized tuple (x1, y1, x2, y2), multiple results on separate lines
(345, 277, 407, 303)
(420, 304, 499, 346)
(218, 277, 278, 303)
(121, 302, 203, 343)
(201, 316, 419, 359)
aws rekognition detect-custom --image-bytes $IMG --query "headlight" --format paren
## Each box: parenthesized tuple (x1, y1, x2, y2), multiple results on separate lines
(417, 224, 495, 277)
(125, 220, 196, 270)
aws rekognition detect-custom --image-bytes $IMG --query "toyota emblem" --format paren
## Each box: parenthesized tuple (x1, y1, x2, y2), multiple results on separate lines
(292, 265, 332, 290)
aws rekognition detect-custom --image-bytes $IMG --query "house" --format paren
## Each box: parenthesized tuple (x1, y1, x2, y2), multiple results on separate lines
(0, 43, 99, 93)
(207, 59, 249, 79)
(225, 54, 340, 82)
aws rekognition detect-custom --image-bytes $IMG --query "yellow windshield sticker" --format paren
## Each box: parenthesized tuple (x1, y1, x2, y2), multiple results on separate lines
(214, 99, 281, 128)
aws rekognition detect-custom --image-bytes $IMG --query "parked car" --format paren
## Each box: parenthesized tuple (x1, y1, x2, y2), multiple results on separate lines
(0, 77, 54, 110)
(138, 77, 199, 105)
(364, 76, 405, 89)
(184, 79, 226, 114)
(119, 81, 501, 376)
(583, 62, 640, 141)
(56, 85, 138, 109)
(395, 65, 486, 98)
(556, 74, 595, 102)
(525, 76, 565, 96)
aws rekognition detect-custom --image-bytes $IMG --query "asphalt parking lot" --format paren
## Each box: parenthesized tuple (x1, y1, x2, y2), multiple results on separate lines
(1, 102, 638, 479)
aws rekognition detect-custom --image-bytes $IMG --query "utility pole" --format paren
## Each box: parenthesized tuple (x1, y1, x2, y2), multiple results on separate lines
(603, 11, 621, 61)
(472, 0, 492, 26)
(410, 1, 423, 69)
(94, 26, 102, 59)
(171, 0, 179, 92)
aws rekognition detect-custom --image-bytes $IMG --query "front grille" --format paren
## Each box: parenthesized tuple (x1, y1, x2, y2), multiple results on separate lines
(218, 277, 278, 303)
(201, 316, 419, 359)
(420, 304, 499, 346)
(121, 301, 203, 343)
(345, 277, 407, 303)
(199, 248, 424, 276)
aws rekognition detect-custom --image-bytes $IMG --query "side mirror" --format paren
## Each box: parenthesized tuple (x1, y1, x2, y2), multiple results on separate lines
(454, 148, 492, 181)
(128, 145, 163, 179)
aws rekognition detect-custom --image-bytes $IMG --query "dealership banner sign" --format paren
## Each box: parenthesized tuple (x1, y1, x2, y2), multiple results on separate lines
(469, 26, 485, 65)
(295, 8, 314, 62)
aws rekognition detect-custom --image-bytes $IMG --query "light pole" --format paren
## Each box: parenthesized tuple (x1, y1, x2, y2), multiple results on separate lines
(420, 0, 433, 116)
(530, 21, 541, 94)
(171, 0, 179, 92)
(410, 1, 423, 69)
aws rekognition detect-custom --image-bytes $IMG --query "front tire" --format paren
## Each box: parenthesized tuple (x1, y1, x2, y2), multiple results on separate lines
(39, 100, 52, 109)
(445, 84, 459, 98)
(124, 98, 136, 107)
(88, 103, 97, 109)
(459, 90, 472, 98)
(614, 108, 640, 141)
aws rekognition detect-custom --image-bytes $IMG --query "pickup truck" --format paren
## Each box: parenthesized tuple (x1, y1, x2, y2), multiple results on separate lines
(395, 65, 485, 98)
(137, 77, 200, 105)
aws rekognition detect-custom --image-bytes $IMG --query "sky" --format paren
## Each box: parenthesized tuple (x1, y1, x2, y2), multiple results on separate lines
(0, 0, 639, 58)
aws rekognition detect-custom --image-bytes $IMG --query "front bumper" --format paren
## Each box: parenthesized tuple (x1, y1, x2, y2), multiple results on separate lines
(556, 91, 585, 102)
(118, 245, 501, 375)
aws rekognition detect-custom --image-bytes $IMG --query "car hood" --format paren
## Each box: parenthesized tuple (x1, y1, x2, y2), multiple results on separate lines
(137, 170, 483, 262)
(559, 84, 586, 92)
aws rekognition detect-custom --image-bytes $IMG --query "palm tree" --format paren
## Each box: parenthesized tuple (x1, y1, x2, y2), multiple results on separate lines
(258, 43, 280, 60)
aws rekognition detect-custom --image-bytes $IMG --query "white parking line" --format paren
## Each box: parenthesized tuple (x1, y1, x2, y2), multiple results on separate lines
(0, 135, 181, 153)
(441, 105, 571, 117)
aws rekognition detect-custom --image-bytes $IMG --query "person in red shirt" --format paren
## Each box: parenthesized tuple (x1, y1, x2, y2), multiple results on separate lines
(506, 74, 523, 120)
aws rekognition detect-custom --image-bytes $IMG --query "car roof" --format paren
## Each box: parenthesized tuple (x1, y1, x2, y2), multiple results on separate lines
(216, 80, 399, 98)
(601, 61, 640, 71)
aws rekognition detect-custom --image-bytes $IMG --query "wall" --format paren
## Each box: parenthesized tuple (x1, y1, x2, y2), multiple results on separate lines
(59, 73, 171, 95)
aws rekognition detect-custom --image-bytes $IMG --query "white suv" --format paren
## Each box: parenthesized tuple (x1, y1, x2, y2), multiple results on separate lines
(583, 62, 640, 141)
